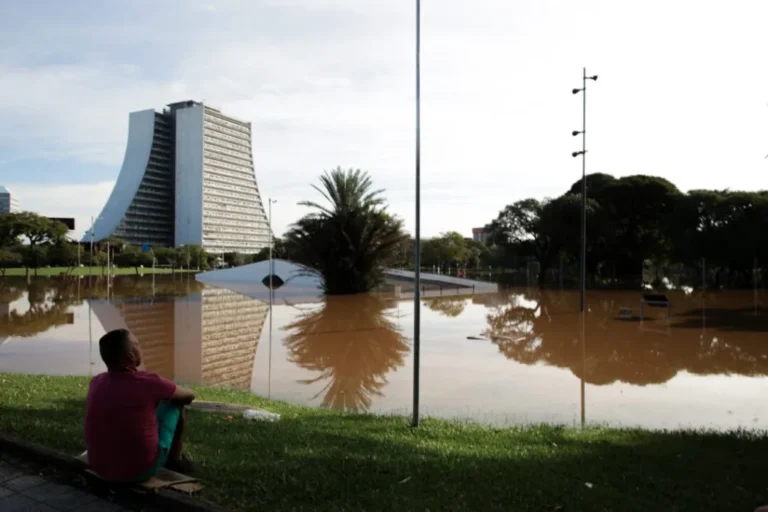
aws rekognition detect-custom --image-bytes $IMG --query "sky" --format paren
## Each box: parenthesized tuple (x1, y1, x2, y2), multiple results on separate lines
(1, 0, 767, 241)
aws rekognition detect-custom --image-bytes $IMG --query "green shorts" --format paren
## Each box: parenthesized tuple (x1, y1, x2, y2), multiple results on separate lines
(133, 402, 180, 482)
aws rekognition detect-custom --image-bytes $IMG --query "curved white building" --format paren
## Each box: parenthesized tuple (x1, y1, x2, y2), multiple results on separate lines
(86, 100, 271, 254)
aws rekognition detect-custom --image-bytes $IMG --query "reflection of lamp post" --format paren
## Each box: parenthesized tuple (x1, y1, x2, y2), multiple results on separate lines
(268, 198, 277, 399)
(580, 312, 586, 427)
(89, 216, 94, 285)
(572, 68, 598, 314)
(412, 0, 422, 428)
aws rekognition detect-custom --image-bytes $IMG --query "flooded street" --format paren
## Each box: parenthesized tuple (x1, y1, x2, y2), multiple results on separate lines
(1, 276, 767, 431)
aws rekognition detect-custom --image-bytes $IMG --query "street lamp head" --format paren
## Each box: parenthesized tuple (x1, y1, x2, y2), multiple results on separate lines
(572, 151, 581, 158)
(588, 75, 598, 81)
(572, 88, 583, 94)
(572, 130, 581, 136)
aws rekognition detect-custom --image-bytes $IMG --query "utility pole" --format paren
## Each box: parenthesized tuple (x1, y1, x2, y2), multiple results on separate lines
(571, 69, 598, 314)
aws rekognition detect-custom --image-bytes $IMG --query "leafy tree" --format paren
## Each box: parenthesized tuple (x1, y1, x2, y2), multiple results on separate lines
(486, 199, 552, 284)
(22, 245, 48, 277)
(0, 214, 24, 247)
(223, 252, 248, 268)
(47, 241, 81, 271)
(152, 247, 173, 267)
(422, 232, 468, 269)
(94, 251, 108, 274)
(253, 239, 287, 263)
(113, 246, 153, 275)
(284, 167, 407, 294)
(14, 212, 68, 246)
(252, 247, 270, 263)
(2, 212, 68, 277)
(0, 249, 22, 276)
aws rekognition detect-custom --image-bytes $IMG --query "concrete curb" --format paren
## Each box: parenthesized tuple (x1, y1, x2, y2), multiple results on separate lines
(0, 434, 227, 512)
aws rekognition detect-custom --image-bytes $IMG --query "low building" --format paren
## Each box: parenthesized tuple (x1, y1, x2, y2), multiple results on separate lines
(0, 186, 20, 214)
(472, 227, 489, 244)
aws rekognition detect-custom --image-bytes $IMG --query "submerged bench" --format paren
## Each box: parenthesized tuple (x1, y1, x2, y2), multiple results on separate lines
(640, 293, 671, 320)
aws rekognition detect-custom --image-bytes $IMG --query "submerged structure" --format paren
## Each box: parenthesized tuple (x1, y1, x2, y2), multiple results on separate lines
(85, 100, 270, 254)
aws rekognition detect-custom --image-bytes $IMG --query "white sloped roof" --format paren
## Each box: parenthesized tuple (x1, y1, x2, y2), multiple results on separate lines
(196, 259, 323, 303)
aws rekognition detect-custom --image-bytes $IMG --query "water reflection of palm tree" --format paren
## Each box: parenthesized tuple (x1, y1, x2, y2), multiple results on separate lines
(283, 295, 410, 412)
(424, 296, 468, 317)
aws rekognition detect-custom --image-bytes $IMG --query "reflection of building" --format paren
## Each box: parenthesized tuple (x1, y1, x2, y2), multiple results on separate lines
(175, 287, 269, 389)
(0, 186, 20, 214)
(472, 227, 488, 244)
(92, 288, 268, 390)
(105, 299, 177, 378)
(86, 100, 271, 254)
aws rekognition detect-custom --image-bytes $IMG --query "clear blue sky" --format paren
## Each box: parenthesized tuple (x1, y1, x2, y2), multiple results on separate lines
(1, 0, 767, 240)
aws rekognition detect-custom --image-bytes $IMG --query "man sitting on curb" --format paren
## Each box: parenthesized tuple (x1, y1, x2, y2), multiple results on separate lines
(85, 328, 195, 482)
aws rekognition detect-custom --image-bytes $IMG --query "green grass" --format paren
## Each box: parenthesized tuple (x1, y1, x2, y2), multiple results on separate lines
(0, 266, 196, 277)
(2, 373, 767, 512)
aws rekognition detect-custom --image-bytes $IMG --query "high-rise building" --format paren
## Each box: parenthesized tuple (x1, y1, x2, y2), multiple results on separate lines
(86, 100, 270, 254)
(0, 186, 20, 214)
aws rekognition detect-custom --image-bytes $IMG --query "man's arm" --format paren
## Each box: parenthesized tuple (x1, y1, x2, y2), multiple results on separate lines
(170, 385, 196, 406)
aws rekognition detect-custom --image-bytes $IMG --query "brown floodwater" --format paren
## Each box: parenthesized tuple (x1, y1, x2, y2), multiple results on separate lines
(1, 276, 767, 431)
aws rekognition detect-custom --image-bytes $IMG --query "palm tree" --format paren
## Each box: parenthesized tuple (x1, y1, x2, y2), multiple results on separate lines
(285, 167, 407, 294)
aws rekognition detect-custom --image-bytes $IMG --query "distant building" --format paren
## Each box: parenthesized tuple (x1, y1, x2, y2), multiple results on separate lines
(472, 227, 489, 244)
(0, 186, 20, 214)
(86, 100, 271, 254)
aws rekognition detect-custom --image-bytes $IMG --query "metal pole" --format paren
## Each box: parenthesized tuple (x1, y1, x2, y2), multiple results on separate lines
(412, 0, 422, 428)
(89, 216, 94, 287)
(580, 67, 587, 314)
(580, 311, 586, 427)
(269, 198, 274, 291)
(268, 286, 273, 399)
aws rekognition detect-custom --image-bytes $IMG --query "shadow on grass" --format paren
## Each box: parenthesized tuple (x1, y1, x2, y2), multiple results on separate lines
(3, 397, 767, 512)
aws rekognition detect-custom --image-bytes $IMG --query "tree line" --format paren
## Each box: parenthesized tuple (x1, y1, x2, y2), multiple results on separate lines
(0, 212, 231, 276)
(483, 173, 768, 288)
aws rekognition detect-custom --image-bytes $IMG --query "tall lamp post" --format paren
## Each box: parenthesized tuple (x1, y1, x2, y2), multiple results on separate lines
(412, 0, 422, 428)
(571, 68, 598, 314)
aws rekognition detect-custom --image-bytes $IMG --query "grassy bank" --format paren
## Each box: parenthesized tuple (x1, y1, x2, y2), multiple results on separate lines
(0, 266, 196, 277)
(1, 373, 767, 512)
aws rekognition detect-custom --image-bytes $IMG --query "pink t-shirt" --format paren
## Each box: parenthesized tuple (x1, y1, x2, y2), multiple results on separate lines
(85, 369, 177, 481)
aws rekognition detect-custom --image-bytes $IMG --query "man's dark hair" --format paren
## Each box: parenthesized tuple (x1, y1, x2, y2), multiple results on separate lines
(99, 328, 132, 368)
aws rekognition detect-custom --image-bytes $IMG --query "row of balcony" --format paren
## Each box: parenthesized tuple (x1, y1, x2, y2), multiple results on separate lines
(203, 158, 255, 180)
(203, 135, 250, 155)
(204, 122, 250, 144)
(203, 185, 262, 204)
(203, 206, 266, 224)
(203, 167, 258, 191)
(204, 144, 253, 167)
(204, 111, 250, 134)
